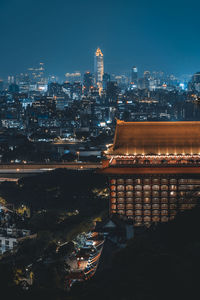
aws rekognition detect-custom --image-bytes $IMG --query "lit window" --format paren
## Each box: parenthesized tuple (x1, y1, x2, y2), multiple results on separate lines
(152, 185, 160, 190)
(144, 185, 151, 191)
(126, 185, 134, 191)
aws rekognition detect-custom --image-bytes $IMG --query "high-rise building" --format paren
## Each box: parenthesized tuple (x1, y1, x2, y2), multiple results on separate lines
(83, 72, 94, 95)
(0, 80, 4, 91)
(131, 66, 138, 85)
(28, 62, 47, 91)
(189, 72, 200, 92)
(103, 73, 110, 90)
(65, 72, 81, 83)
(94, 48, 104, 95)
(101, 120, 200, 227)
(7, 76, 15, 85)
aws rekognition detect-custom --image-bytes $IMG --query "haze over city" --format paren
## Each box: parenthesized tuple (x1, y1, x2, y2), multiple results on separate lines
(1, 0, 200, 78)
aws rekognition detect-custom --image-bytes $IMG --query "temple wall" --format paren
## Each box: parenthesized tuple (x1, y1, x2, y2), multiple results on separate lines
(109, 176, 200, 226)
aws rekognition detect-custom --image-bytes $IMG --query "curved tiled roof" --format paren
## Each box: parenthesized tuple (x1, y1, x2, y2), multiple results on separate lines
(109, 120, 200, 155)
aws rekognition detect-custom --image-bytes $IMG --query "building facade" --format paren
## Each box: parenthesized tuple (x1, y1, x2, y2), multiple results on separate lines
(94, 48, 104, 94)
(101, 120, 200, 226)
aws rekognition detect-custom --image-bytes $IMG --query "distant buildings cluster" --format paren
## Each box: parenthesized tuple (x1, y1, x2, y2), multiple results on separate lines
(0, 48, 200, 163)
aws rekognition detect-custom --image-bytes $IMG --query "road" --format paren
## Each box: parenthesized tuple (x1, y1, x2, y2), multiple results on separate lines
(0, 162, 102, 179)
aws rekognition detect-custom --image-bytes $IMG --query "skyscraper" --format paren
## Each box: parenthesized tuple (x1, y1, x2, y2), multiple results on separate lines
(131, 66, 138, 84)
(94, 48, 104, 94)
(83, 72, 94, 95)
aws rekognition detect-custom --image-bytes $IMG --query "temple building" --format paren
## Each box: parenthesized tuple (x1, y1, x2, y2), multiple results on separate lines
(100, 120, 200, 226)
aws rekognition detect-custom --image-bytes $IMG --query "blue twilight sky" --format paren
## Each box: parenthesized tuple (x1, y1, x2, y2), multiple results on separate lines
(0, 0, 200, 79)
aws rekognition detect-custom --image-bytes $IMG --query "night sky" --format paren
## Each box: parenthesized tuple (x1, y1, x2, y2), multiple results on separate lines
(0, 0, 200, 79)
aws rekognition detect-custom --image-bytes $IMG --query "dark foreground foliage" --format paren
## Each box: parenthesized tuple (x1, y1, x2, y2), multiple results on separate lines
(1, 207, 200, 300)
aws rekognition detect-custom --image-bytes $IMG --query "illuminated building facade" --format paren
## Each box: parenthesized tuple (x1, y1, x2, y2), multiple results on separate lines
(94, 48, 104, 95)
(28, 62, 47, 91)
(130, 66, 138, 88)
(101, 120, 200, 226)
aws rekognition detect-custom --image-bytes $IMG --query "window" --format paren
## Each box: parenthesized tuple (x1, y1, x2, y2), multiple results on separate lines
(135, 216, 142, 222)
(152, 210, 160, 215)
(144, 210, 151, 216)
(161, 191, 168, 197)
(152, 185, 160, 190)
(152, 191, 159, 197)
(144, 191, 151, 197)
(135, 203, 142, 209)
(111, 192, 116, 197)
(161, 216, 168, 222)
(126, 198, 133, 203)
(161, 185, 168, 190)
(111, 185, 116, 191)
(170, 179, 177, 184)
(170, 185, 177, 190)
(117, 198, 125, 203)
(144, 216, 151, 222)
(152, 198, 160, 203)
(161, 204, 168, 209)
(135, 210, 142, 215)
(144, 179, 151, 184)
(161, 179, 168, 184)
(135, 185, 142, 190)
(179, 191, 185, 196)
(126, 191, 134, 197)
(144, 204, 151, 209)
(117, 179, 124, 184)
(111, 179, 116, 185)
(179, 185, 187, 191)
(152, 216, 160, 222)
(152, 179, 160, 184)
(152, 204, 159, 209)
(126, 210, 133, 216)
(118, 204, 125, 209)
(126, 179, 133, 184)
(117, 192, 125, 197)
(111, 204, 116, 210)
(170, 191, 177, 197)
(111, 198, 116, 203)
(135, 179, 142, 184)
(126, 185, 134, 191)
(144, 198, 151, 203)
(117, 185, 125, 191)
(187, 179, 200, 184)
(135, 191, 142, 197)
(135, 198, 142, 203)
(161, 198, 168, 203)
(126, 204, 133, 209)
(144, 185, 151, 191)
(161, 210, 168, 215)
(170, 198, 177, 203)
(179, 179, 187, 184)
(170, 204, 177, 209)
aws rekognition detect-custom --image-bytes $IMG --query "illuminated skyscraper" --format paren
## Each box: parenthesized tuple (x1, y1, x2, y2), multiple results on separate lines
(83, 71, 93, 95)
(131, 66, 138, 84)
(28, 62, 47, 91)
(94, 48, 104, 94)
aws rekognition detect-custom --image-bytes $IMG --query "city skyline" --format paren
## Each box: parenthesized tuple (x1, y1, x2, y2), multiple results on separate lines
(1, 0, 200, 78)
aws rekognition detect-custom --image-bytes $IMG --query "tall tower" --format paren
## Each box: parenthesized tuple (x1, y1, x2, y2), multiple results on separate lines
(94, 48, 104, 94)
(131, 66, 138, 84)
